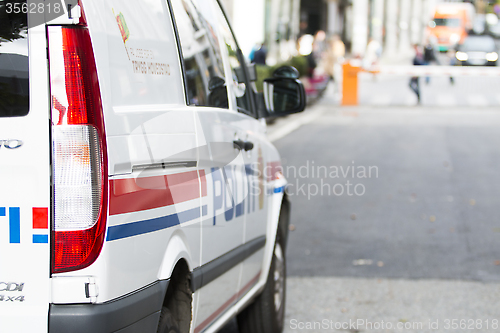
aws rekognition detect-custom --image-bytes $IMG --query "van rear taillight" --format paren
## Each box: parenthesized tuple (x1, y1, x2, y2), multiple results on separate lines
(48, 26, 108, 274)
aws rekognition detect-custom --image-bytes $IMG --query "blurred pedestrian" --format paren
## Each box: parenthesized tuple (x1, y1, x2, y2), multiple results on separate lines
(363, 38, 382, 69)
(447, 48, 456, 85)
(324, 34, 345, 80)
(332, 35, 345, 60)
(298, 34, 316, 78)
(299, 21, 308, 38)
(423, 40, 439, 84)
(306, 51, 317, 78)
(313, 30, 327, 60)
(332, 35, 345, 96)
(312, 31, 327, 77)
(250, 43, 267, 65)
(409, 44, 424, 104)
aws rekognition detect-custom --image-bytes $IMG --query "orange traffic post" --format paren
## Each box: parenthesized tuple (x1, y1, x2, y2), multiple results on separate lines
(342, 61, 362, 106)
(341, 61, 380, 106)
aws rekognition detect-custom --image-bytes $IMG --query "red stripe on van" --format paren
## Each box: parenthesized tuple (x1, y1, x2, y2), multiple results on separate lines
(267, 161, 282, 181)
(32, 208, 48, 229)
(200, 169, 207, 197)
(109, 170, 206, 216)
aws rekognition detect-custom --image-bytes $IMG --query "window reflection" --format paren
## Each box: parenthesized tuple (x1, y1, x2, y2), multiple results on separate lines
(215, 7, 250, 112)
(171, 0, 228, 108)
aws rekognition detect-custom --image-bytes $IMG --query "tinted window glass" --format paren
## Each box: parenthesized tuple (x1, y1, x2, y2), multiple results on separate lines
(462, 37, 496, 51)
(171, 0, 228, 108)
(214, 5, 251, 113)
(433, 18, 461, 28)
(0, 0, 29, 117)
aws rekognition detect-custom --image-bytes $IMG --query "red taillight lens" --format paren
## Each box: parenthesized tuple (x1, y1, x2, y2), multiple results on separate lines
(62, 30, 88, 125)
(48, 25, 108, 274)
(52, 227, 105, 272)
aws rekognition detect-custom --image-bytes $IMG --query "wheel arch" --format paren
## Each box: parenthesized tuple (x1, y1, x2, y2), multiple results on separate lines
(159, 258, 193, 333)
(157, 231, 194, 281)
(260, 180, 290, 285)
(278, 192, 291, 248)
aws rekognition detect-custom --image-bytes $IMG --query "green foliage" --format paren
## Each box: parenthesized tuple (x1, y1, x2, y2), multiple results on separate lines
(289, 56, 308, 77)
(254, 56, 308, 92)
(255, 65, 273, 92)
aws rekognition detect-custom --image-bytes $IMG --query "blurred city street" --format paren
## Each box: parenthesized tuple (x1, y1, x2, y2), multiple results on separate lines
(280, 86, 500, 283)
(357, 42, 500, 107)
(219, 80, 500, 332)
(218, 0, 500, 331)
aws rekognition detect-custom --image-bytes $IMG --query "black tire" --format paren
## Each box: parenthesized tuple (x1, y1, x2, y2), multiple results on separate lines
(237, 233, 286, 333)
(157, 307, 181, 333)
(158, 263, 192, 333)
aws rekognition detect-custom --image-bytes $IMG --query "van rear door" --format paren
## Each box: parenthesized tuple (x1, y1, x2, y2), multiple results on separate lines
(0, 5, 51, 332)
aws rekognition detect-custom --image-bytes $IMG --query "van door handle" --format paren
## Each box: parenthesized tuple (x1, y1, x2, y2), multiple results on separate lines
(233, 139, 254, 151)
(243, 141, 254, 151)
(233, 139, 245, 150)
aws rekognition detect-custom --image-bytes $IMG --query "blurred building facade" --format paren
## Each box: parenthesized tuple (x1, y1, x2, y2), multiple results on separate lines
(220, 0, 301, 65)
(221, 0, 439, 63)
(346, 0, 437, 57)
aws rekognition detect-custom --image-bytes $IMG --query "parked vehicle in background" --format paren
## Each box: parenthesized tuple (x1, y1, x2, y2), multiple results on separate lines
(488, 22, 500, 38)
(472, 14, 487, 35)
(0, 0, 306, 332)
(455, 35, 498, 66)
(427, 2, 475, 52)
(485, 13, 500, 39)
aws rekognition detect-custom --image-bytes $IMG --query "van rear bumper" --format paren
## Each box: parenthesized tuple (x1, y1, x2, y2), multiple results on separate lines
(49, 280, 169, 333)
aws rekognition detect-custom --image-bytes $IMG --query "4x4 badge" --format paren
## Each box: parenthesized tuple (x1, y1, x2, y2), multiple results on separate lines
(0, 140, 23, 149)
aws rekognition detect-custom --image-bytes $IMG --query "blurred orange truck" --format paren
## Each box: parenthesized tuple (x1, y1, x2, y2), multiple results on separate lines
(427, 3, 475, 52)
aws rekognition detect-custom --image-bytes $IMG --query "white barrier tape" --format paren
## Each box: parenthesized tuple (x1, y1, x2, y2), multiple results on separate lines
(370, 65, 500, 77)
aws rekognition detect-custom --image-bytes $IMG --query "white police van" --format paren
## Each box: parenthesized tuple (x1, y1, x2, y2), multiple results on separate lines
(0, 0, 306, 332)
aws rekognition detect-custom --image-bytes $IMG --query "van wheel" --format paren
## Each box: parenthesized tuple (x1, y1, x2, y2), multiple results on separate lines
(157, 307, 180, 333)
(159, 261, 192, 333)
(237, 234, 286, 333)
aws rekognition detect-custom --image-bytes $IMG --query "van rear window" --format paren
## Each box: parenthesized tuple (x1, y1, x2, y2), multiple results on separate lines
(0, 1, 29, 118)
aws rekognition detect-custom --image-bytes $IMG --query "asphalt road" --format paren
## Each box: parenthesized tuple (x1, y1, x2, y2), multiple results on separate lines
(281, 105, 500, 282)
(218, 81, 500, 332)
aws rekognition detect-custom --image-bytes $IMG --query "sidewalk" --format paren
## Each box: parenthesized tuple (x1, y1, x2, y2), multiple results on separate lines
(285, 276, 500, 333)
